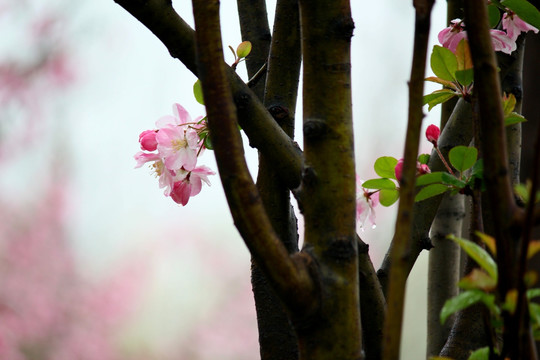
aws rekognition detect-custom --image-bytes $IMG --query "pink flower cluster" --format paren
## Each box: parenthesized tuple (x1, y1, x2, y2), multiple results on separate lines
(394, 159, 431, 182)
(439, 13, 538, 55)
(135, 103, 215, 206)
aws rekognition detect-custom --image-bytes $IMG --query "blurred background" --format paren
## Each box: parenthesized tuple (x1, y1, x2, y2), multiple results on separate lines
(0, 0, 445, 358)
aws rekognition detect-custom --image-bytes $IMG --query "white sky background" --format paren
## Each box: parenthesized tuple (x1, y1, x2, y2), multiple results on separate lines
(1, 0, 447, 358)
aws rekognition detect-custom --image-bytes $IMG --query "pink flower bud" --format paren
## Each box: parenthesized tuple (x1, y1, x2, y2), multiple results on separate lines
(426, 125, 440, 146)
(139, 130, 158, 151)
(417, 163, 431, 175)
(395, 158, 404, 182)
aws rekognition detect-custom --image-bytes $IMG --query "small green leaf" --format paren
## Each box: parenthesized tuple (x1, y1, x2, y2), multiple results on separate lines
(425, 76, 459, 90)
(527, 288, 540, 300)
(449, 146, 478, 172)
(501, 0, 540, 30)
(455, 39, 473, 71)
(455, 68, 474, 87)
(431, 45, 458, 81)
(503, 289, 518, 314)
(488, 4, 502, 28)
(502, 93, 517, 115)
(415, 183, 449, 202)
(458, 269, 497, 291)
(448, 235, 498, 281)
(193, 79, 205, 105)
(505, 113, 526, 126)
(362, 178, 396, 190)
(423, 90, 457, 111)
(374, 156, 398, 179)
(530, 303, 540, 328)
(471, 159, 483, 178)
(379, 189, 400, 207)
(528, 241, 540, 259)
(475, 231, 496, 256)
(416, 172, 444, 186)
(440, 290, 489, 324)
(236, 41, 252, 58)
(203, 134, 213, 150)
(418, 153, 430, 165)
(442, 172, 467, 188)
(467, 347, 490, 360)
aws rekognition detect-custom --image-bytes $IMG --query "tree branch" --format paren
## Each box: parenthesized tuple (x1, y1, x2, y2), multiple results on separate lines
(463, 0, 523, 357)
(426, 193, 464, 357)
(251, 0, 303, 357)
(358, 236, 386, 360)
(295, 0, 362, 358)
(236, 0, 271, 99)
(382, 1, 434, 358)
(113, 0, 304, 190)
(191, 0, 315, 315)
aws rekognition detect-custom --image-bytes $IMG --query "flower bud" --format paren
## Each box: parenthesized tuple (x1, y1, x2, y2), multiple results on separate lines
(139, 130, 158, 151)
(417, 163, 431, 175)
(426, 125, 440, 147)
(394, 158, 404, 182)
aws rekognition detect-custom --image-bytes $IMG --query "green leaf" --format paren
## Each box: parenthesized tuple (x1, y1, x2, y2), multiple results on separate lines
(418, 153, 430, 165)
(471, 159, 484, 178)
(527, 288, 540, 300)
(442, 172, 467, 188)
(425, 76, 458, 90)
(502, 0, 540, 30)
(467, 347, 490, 360)
(416, 172, 444, 186)
(362, 178, 396, 190)
(440, 290, 491, 324)
(423, 90, 457, 111)
(476, 231, 496, 256)
(193, 79, 205, 105)
(449, 146, 478, 172)
(505, 113, 526, 126)
(448, 235, 498, 281)
(431, 45, 458, 82)
(236, 41, 252, 58)
(203, 134, 213, 150)
(379, 189, 400, 207)
(374, 156, 398, 179)
(530, 303, 540, 328)
(415, 183, 449, 202)
(455, 39, 473, 71)
(502, 93, 517, 115)
(455, 69, 474, 87)
(459, 269, 497, 291)
(488, 4, 502, 28)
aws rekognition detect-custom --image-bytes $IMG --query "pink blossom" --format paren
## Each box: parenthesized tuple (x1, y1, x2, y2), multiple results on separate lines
(502, 12, 539, 41)
(489, 29, 517, 54)
(156, 124, 199, 171)
(156, 103, 193, 128)
(356, 176, 379, 229)
(438, 19, 467, 53)
(170, 166, 215, 206)
(438, 18, 516, 54)
(426, 124, 440, 146)
(138, 130, 158, 151)
(134, 151, 160, 168)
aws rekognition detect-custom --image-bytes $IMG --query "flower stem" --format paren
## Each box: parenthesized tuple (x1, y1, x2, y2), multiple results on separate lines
(435, 146, 455, 176)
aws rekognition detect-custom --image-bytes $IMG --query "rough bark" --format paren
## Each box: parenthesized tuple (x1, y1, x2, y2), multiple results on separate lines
(251, 0, 302, 358)
(295, 0, 362, 358)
